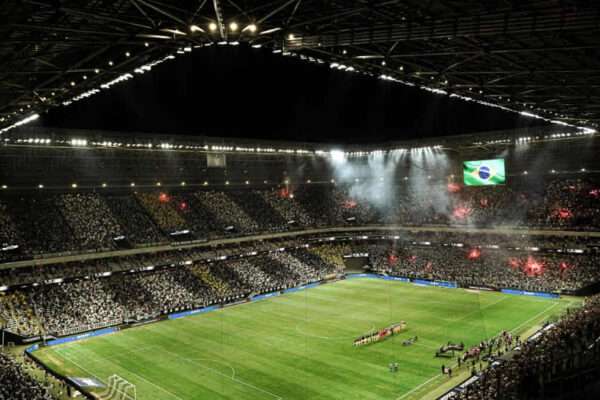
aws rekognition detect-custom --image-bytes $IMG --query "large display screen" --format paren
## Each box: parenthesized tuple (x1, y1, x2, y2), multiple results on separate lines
(463, 159, 506, 186)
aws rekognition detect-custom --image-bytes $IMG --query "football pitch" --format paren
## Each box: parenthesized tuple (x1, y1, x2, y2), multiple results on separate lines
(33, 278, 577, 400)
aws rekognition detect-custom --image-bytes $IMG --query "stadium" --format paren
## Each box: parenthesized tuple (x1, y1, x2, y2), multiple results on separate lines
(1, 1, 600, 400)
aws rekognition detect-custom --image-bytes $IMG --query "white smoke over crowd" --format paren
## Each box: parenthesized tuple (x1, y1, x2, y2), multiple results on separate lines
(328, 148, 454, 222)
(406, 148, 452, 219)
(329, 150, 400, 210)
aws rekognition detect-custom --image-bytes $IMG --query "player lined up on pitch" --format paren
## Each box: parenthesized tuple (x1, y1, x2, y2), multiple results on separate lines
(353, 321, 407, 346)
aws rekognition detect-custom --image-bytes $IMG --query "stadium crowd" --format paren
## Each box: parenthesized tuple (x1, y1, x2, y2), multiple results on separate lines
(2, 233, 599, 338)
(0, 178, 599, 259)
(58, 194, 123, 250)
(0, 353, 55, 400)
(455, 293, 600, 399)
(104, 194, 165, 245)
(0, 247, 337, 337)
(369, 244, 600, 293)
(0, 236, 598, 399)
(195, 191, 260, 234)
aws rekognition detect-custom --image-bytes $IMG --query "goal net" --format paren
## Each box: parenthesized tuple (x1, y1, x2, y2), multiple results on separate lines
(98, 375, 137, 400)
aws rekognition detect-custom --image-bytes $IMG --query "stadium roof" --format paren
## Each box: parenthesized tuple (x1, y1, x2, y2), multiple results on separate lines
(1, 1, 599, 132)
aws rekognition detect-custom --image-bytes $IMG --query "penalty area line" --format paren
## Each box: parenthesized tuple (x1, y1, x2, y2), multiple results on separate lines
(57, 346, 185, 400)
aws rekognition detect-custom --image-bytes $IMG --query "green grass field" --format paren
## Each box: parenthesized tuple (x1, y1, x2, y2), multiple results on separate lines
(33, 279, 578, 400)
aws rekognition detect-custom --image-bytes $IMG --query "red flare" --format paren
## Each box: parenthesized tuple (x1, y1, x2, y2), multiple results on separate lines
(453, 205, 473, 219)
(279, 188, 290, 198)
(447, 183, 461, 193)
(467, 248, 481, 260)
(556, 208, 573, 220)
(559, 261, 573, 271)
(523, 256, 545, 276)
(158, 192, 170, 203)
(343, 199, 357, 209)
(508, 258, 521, 269)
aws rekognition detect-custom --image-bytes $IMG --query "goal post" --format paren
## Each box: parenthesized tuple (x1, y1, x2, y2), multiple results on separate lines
(98, 375, 137, 400)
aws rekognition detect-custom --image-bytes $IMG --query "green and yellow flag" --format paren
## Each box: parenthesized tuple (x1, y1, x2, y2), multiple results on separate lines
(463, 159, 506, 186)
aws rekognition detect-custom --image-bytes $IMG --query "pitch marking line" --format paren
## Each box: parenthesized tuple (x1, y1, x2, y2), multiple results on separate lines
(396, 372, 442, 400)
(158, 348, 284, 400)
(509, 301, 559, 335)
(394, 299, 560, 400)
(446, 295, 509, 324)
(54, 348, 104, 383)
(57, 347, 185, 400)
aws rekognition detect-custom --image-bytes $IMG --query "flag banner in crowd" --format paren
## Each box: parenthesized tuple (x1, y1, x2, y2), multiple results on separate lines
(463, 159, 506, 186)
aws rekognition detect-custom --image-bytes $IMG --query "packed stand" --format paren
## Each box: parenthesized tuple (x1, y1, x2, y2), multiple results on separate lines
(308, 244, 351, 272)
(259, 189, 315, 227)
(293, 186, 347, 226)
(0, 178, 599, 259)
(58, 193, 123, 250)
(114, 268, 214, 318)
(330, 187, 381, 225)
(30, 279, 125, 337)
(0, 353, 56, 400)
(0, 201, 22, 262)
(225, 259, 283, 294)
(1, 247, 330, 336)
(227, 190, 289, 232)
(0, 292, 42, 337)
(188, 263, 243, 301)
(369, 244, 600, 293)
(3, 196, 78, 255)
(289, 248, 338, 277)
(104, 195, 166, 245)
(171, 193, 220, 239)
(267, 251, 324, 284)
(195, 191, 259, 234)
(535, 179, 600, 229)
(135, 192, 188, 233)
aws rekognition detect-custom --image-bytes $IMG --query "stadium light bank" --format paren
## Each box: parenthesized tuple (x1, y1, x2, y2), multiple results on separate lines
(0, 113, 39, 135)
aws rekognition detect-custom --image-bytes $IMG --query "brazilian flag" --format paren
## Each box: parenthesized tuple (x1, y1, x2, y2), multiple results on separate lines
(463, 159, 506, 186)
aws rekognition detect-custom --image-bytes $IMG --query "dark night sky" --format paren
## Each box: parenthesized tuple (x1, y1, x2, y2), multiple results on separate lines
(40, 45, 547, 144)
